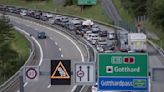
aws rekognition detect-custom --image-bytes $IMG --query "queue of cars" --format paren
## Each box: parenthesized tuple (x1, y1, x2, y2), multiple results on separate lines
(0, 5, 117, 53)
(0, 5, 147, 92)
(0, 5, 147, 53)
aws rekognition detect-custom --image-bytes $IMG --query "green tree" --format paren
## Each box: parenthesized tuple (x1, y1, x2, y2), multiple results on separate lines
(121, 0, 147, 16)
(148, 0, 164, 30)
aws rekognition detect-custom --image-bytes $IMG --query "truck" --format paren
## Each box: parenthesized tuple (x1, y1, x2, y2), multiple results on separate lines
(128, 33, 147, 52)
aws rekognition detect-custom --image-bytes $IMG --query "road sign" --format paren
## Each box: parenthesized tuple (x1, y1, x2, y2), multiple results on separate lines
(23, 66, 39, 82)
(78, 0, 97, 5)
(74, 62, 95, 85)
(51, 60, 71, 85)
(98, 77, 148, 91)
(98, 53, 148, 76)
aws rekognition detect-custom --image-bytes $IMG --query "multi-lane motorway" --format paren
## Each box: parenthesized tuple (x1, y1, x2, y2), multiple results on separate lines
(0, 5, 164, 92)
(6, 15, 89, 92)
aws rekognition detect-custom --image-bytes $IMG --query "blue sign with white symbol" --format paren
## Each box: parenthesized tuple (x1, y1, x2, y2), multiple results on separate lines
(98, 77, 148, 91)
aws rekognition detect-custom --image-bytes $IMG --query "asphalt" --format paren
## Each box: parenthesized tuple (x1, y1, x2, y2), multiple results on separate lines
(101, 0, 122, 22)
(6, 16, 88, 92)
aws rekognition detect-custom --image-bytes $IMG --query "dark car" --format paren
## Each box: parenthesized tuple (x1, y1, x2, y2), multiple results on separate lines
(99, 30, 108, 37)
(37, 32, 47, 39)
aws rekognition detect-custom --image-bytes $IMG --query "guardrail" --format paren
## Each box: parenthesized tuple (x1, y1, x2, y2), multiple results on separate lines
(0, 12, 95, 92)
(0, 30, 36, 92)
(148, 40, 164, 57)
(2, 7, 164, 92)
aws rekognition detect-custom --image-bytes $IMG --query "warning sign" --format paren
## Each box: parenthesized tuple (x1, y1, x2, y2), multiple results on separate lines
(51, 60, 71, 85)
(51, 61, 70, 79)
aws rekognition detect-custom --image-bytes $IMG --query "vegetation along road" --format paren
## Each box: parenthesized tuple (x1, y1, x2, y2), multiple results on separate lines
(0, 15, 29, 85)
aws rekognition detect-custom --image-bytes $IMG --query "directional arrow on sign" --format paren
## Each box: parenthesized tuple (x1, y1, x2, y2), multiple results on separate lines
(74, 62, 95, 85)
(87, 66, 90, 81)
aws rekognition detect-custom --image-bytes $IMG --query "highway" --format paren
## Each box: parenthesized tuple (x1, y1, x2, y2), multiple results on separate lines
(5, 15, 89, 92)
(0, 4, 164, 92)
(101, 0, 122, 22)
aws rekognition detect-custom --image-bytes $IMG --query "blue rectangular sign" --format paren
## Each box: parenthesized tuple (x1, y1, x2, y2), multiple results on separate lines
(98, 77, 148, 91)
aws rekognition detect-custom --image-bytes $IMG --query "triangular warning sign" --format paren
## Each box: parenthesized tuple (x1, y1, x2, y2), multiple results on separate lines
(51, 61, 70, 79)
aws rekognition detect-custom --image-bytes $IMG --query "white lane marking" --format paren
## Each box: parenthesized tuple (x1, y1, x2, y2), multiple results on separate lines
(71, 85, 77, 92)
(14, 26, 43, 66)
(50, 37, 53, 40)
(24, 82, 28, 87)
(47, 84, 51, 88)
(40, 26, 84, 62)
(11, 16, 85, 92)
(61, 54, 63, 57)
(10, 15, 84, 62)
(59, 48, 62, 51)
(55, 42, 58, 45)
(14, 27, 43, 92)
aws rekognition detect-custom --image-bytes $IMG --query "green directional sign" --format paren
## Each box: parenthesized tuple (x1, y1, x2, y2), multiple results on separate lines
(78, 0, 97, 5)
(133, 79, 146, 88)
(98, 53, 148, 76)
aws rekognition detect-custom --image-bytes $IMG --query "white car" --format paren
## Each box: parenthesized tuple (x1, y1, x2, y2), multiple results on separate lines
(108, 31, 115, 40)
(92, 83, 98, 92)
(96, 45, 104, 52)
(20, 10, 27, 16)
(45, 13, 53, 18)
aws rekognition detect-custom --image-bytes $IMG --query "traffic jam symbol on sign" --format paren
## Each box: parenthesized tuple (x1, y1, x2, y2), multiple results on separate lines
(51, 61, 70, 79)
(23, 66, 39, 82)
(75, 63, 95, 85)
(51, 60, 71, 85)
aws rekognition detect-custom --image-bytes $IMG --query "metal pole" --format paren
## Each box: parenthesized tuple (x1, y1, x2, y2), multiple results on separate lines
(20, 68, 24, 92)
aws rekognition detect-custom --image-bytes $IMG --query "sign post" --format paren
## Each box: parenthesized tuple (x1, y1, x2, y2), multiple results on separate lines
(98, 53, 148, 91)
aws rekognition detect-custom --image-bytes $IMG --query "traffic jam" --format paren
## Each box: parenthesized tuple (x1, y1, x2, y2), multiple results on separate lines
(0, 5, 149, 92)
(0, 5, 147, 53)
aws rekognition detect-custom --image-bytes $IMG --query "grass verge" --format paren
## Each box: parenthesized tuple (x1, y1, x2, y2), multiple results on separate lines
(0, 0, 111, 23)
(0, 30, 29, 85)
(11, 31, 30, 60)
(145, 22, 164, 49)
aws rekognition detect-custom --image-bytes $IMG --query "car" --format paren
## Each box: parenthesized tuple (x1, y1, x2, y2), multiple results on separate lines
(91, 27, 100, 33)
(54, 15, 63, 25)
(108, 31, 115, 40)
(96, 45, 104, 52)
(92, 83, 98, 92)
(37, 32, 47, 39)
(60, 17, 69, 27)
(20, 10, 27, 16)
(40, 15, 48, 21)
(99, 30, 108, 37)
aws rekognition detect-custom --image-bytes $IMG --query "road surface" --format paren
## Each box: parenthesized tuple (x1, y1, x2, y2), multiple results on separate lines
(6, 15, 88, 92)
